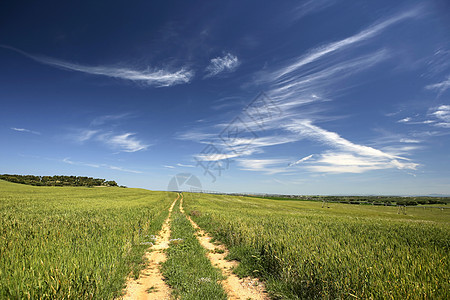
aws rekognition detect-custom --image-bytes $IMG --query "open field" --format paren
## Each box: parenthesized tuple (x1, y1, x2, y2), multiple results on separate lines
(0, 180, 174, 299)
(183, 193, 450, 299)
(1, 179, 449, 299)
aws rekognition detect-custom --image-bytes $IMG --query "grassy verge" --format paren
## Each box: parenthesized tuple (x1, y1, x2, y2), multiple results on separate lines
(162, 196, 227, 300)
(183, 192, 450, 299)
(0, 180, 174, 299)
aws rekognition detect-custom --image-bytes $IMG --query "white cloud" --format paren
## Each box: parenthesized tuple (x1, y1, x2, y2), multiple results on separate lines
(101, 133, 149, 152)
(176, 163, 195, 168)
(163, 165, 175, 169)
(273, 7, 421, 79)
(432, 105, 450, 122)
(398, 117, 411, 123)
(284, 120, 417, 173)
(11, 127, 40, 135)
(306, 152, 418, 174)
(205, 53, 240, 78)
(179, 7, 422, 176)
(237, 158, 289, 174)
(75, 129, 99, 142)
(284, 120, 405, 160)
(196, 151, 246, 162)
(177, 131, 217, 143)
(2, 45, 194, 87)
(62, 157, 142, 173)
(291, 0, 337, 22)
(269, 50, 389, 104)
(425, 76, 450, 95)
(399, 138, 420, 143)
(107, 165, 143, 173)
(288, 154, 314, 167)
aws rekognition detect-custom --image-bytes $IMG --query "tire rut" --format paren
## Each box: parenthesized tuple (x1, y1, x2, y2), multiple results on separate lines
(179, 194, 270, 300)
(121, 194, 178, 300)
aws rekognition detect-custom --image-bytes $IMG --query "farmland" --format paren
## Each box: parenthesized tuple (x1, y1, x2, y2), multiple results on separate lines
(183, 193, 450, 299)
(0, 180, 174, 299)
(1, 179, 449, 299)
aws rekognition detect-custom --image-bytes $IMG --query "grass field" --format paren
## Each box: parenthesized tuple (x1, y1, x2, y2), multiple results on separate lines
(2, 179, 449, 299)
(161, 197, 227, 299)
(0, 180, 174, 299)
(183, 193, 450, 299)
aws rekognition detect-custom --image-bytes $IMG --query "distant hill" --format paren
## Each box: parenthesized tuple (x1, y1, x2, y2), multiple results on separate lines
(0, 174, 119, 187)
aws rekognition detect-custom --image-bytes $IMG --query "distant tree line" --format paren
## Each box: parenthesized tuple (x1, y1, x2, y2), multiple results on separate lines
(0, 174, 120, 187)
(247, 194, 448, 206)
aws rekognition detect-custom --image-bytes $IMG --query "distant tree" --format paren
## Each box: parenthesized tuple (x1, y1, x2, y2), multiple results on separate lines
(0, 174, 121, 188)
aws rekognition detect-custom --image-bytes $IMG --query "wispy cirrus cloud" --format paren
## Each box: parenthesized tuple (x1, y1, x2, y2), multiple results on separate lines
(394, 105, 450, 129)
(177, 163, 195, 168)
(205, 53, 240, 78)
(1, 45, 194, 87)
(62, 157, 142, 173)
(99, 132, 150, 153)
(305, 152, 417, 174)
(425, 75, 450, 95)
(237, 158, 290, 174)
(180, 7, 422, 176)
(290, 0, 337, 22)
(288, 154, 314, 167)
(90, 113, 132, 126)
(284, 120, 408, 161)
(269, 49, 389, 104)
(431, 105, 450, 128)
(273, 6, 421, 80)
(75, 129, 99, 142)
(11, 127, 41, 135)
(68, 114, 150, 153)
(284, 120, 418, 173)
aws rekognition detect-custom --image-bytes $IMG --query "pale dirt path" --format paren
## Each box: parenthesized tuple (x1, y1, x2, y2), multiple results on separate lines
(121, 194, 178, 300)
(179, 194, 270, 300)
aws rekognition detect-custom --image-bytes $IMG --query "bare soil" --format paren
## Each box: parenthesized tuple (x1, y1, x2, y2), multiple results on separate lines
(121, 195, 178, 300)
(179, 194, 269, 300)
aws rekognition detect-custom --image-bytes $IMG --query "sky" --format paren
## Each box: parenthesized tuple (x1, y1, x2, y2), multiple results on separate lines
(1, 0, 449, 195)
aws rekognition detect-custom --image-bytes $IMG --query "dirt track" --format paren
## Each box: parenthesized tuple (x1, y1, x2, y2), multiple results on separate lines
(179, 194, 269, 300)
(121, 195, 178, 300)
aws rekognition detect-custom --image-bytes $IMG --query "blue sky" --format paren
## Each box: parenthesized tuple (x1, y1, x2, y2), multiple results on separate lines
(1, 0, 449, 195)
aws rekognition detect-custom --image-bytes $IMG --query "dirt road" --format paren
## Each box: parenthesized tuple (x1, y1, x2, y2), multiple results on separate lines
(121, 194, 178, 300)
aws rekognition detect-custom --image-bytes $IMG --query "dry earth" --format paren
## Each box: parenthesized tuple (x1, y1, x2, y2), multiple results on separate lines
(121, 195, 178, 300)
(179, 194, 269, 300)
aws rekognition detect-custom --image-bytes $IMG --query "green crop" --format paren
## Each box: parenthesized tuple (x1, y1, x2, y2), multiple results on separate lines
(183, 193, 450, 299)
(162, 195, 227, 300)
(0, 180, 174, 299)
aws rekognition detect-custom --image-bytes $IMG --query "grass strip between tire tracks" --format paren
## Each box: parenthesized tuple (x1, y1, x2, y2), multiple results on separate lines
(162, 194, 227, 300)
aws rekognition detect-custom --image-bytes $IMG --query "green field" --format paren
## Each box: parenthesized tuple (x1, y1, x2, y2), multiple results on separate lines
(0, 180, 174, 299)
(162, 198, 227, 300)
(183, 193, 450, 299)
(1, 180, 449, 299)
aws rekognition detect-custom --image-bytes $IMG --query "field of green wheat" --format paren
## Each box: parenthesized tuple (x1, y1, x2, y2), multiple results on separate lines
(183, 193, 450, 299)
(0, 180, 174, 299)
(2, 178, 449, 299)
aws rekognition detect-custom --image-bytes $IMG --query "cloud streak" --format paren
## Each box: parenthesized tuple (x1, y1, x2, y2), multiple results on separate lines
(62, 157, 142, 173)
(100, 132, 150, 153)
(71, 129, 149, 153)
(11, 127, 41, 135)
(273, 6, 421, 79)
(180, 6, 422, 176)
(205, 53, 240, 78)
(284, 120, 418, 173)
(288, 154, 314, 167)
(425, 76, 450, 95)
(1, 45, 194, 87)
(237, 158, 289, 174)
